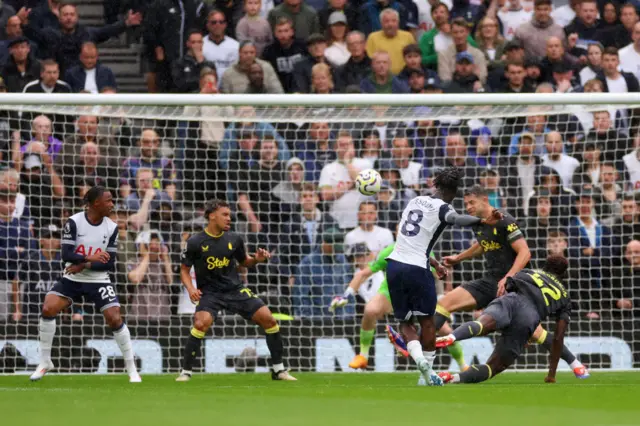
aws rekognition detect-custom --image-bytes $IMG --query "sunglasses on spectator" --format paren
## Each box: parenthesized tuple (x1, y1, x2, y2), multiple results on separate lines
(208, 20, 226, 24)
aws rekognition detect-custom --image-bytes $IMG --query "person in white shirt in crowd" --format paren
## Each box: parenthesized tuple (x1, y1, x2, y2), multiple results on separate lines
(319, 130, 370, 229)
(64, 42, 117, 93)
(344, 201, 394, 254)
(623, 134, 640, 193)
(379, 134, 424, 192)
(498, 0, 532, 40)
(579, 42, 603, 85)
(541, 130, 580, 189)
(551, 0, 579, 28)
(324, 12, 350, 67)
(598, 46, 640, 94)
(619, 21, 640, 82)
(203, 9, 239, 83)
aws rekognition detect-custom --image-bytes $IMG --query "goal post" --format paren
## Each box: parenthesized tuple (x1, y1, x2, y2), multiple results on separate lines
(0, 93, 638, 375)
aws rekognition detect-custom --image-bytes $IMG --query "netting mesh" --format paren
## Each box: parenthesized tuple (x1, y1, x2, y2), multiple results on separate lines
(1, 99, 639, 374)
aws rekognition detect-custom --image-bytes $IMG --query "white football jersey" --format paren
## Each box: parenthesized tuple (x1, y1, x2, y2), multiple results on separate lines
(61, 211, 118, 283)
(387, 196, 452, 268)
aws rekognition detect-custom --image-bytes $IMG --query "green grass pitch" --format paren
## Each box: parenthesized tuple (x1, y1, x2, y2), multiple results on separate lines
(1, 372, 639, 426)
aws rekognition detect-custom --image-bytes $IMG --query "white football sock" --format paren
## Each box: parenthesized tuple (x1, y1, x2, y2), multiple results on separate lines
(38, 317, 56, 363)
(272, 363, 285, 372)
(451, 374, 461, 383)
(407, 340, 425, 363)
(570, 360, 583, 369)
(423, 350, 436, 369)
(113, 324, 137, 375)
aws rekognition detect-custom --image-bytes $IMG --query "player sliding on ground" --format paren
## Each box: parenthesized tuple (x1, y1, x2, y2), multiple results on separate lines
(329, 243, 468, 371)
(177, 199, 296, 381)
(436, 255, 572, 384)
(385, 167, 501, 386)
(30, 186, 141, 383)
(387, 185, 589, 379)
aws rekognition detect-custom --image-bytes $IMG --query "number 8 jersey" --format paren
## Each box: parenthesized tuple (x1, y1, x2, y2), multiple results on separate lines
(387, 196, 452, 269)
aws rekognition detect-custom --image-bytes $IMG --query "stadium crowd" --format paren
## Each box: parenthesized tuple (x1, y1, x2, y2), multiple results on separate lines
(0, 0, 638, 324)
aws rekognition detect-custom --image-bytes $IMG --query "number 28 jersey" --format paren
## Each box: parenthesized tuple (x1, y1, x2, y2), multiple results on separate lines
(387, 196, 452, 269)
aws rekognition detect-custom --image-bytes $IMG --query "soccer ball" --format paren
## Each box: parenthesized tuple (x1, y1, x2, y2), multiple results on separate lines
(355, 169, 382, 196)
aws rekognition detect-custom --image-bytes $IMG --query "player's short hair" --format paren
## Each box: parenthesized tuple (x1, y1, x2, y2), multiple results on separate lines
(434, 166, 463, 194)
(83, 186, 107, 205)
(204, 199, 230, 218)
(464, 184, 488, 198)
(543, 254, 569, 278)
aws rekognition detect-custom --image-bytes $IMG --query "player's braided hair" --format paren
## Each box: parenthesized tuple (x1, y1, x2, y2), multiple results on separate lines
(433, 166, 463, 194)
(543, 254, 569, 279)
(204, 199, 230, 219)
(83, 186, 106, 205)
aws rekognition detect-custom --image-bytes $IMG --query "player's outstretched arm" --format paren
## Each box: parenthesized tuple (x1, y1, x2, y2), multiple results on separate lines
(545, 318, 568, 383)
(329, 266, 374, 312)
(443, 241, 483, 266)
(242, 248, 271, 268)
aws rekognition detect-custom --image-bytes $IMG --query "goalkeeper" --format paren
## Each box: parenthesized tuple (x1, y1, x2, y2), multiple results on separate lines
(330, 243, 467, 371)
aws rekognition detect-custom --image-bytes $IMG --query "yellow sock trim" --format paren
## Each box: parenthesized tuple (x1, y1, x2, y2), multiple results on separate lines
(486, 364, 493, 379)
(535, 329, 548, 345)
(473, 321, 483, 335)
(265, 324, 280, 334)
(191, 328, 205, 339)
(436, 304, 451, 319)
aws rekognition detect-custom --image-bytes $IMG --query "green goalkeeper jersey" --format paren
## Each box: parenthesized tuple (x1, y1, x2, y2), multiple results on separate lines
(368, 243, 436, 275)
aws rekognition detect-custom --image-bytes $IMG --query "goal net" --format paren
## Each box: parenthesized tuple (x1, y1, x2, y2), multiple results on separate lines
(0, 93, 638, 374)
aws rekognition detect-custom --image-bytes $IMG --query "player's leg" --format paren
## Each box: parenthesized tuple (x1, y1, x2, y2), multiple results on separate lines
(531, 325, 590, 379)
(178, 310, 214, 381)
(30, 293, 71, 381)
(102, 305, 140, 383)
(434, 286, 478, 331)
(439, 322, 468, 371)
(350, 293, 392, 369)
(251, 305, 296, 381)
(436, 312, 497, 348)
(442, 346, 512, 384)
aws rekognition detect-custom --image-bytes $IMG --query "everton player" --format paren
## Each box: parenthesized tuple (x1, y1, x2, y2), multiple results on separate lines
(30, 186, 141, 382)
(176, 199, 296, 381)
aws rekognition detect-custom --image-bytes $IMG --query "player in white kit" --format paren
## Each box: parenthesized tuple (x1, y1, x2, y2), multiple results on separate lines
(30, 186, 141, 383)
(386, 167, 501, 386)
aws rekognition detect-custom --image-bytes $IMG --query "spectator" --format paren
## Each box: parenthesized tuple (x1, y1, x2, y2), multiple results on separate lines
(551, 0, 579, 28)
(120, 129, 176, 201)
(619, 21, 640, 81)
(579, 42, 603, 85)
(396, 43, 439, 85)
(568, 187, 615, 317)
(267, 0, 321, 41)
(272, 157, 305, 204)
(335, 31, 371, 92)
(502, 132, 545, 217)
(541, 130, 580, 189)
(324, 12, 350, 67)
(606, 194, 640, 244)
(450, 0, 485, 24)
(235, 0, 273, 56)
(375, 179, 402, 231)
(623, 134, 640, 193)
(0, 2, 15, 36)
(593, 162, 624, 221)
(365, 8, 415, 75)
(0, 183, 32, 320)
(143, 0, 207, 92)
(478, 169, 516, 212)
(125, 169, 173, 232)
(22, 3, 141, 73)
(0, 168, 28, 221)
(501, 60, 534, 94)
(596, 2, 637, 49)
(525, 191, 561, 264)
(357, 0, 411, 37)
(575, 141, 604, 186)
(564, 0, 601, 43)
(294, 227, 353, 318)
(498, 0, 532, 40)
(550, 61, 582, 93)
(438, 17, 487, 83)
(297, 122, 336, 182)
(236, 136, 286, 236)
(432, 133, 477, 188)
(487, 38, 526, 91)
(377, 134, 424, 191)
(474, 16, 505, 70)
(61, 141, 118, 207)
(319, 0, 357, 32)
(126, 232, 173, 320)
(281, 183, 337, 273)
(170, 31, 217, 94)
(540, 36, 579, 83)
(261, 17, 306, 93)
(319, 131, 370, 229)
(203, 10, 239, 81)
(310, 62, 334, 93)
(597, 47, 640, 94)
(57, 114, 120, 172)
(406, 67, 426, 92)
(0, 15, 23, 64)
(19, 153, 64, 229)
(18, 115, 62, 168)
(22, 0, 58, 33)
(0, 35, 37, 92)
(221, 41, 283, 93)
(514, 0, 565, 59)
(64, 42, 116, 93)
(360, 50, 408, 93)
(292, 33, 333, 93)
(22, 58, 69, 94)
(443, 52, 490, 93)
(344, 200, 394, 253)
(508, 111, 552, 155)
(587, 110, 631, 166)
(15, 224, 61, 321)
(226, 129, 258, 188)
(611, 239, 640, 313)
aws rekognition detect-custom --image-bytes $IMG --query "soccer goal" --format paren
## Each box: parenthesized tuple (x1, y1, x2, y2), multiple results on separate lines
(0, 92, 638, 375)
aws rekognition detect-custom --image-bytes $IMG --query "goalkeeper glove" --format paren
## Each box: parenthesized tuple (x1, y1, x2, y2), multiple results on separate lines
(329, 287, 355, 313)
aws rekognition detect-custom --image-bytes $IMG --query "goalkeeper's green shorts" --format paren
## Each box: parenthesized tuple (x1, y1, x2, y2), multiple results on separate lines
(377, 267, 437, 303)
